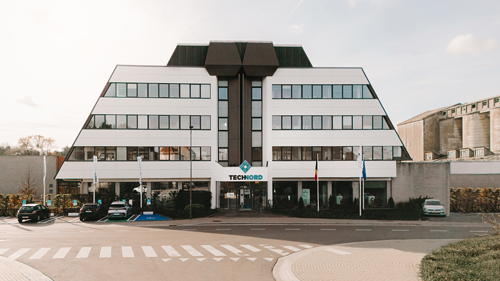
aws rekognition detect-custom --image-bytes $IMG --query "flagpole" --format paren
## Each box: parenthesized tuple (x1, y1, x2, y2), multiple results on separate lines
(43, 155, 46, 206)
(316, 153, 319, 212)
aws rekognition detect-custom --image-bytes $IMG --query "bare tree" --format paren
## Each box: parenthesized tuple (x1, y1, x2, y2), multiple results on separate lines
(17, 135, 55, 155)
(19, 164, 39, 200)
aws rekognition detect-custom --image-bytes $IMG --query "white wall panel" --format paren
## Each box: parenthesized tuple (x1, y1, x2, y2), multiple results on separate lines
(270, 68, 369, 85)
(271, 130, 403, 146)
(269, 99, 386, 116)
(110, 66, 214, 84)
(93, 98, 214, 115)
(450, 162, 500, 174)
(271, 161, 395, 178)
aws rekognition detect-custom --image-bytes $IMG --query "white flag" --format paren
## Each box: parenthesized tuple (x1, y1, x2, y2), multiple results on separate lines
(93, 155, 98, 184)
(43, 155, 46, 183)
(357, 146, 363, 169)
(137, 156, 142, 182)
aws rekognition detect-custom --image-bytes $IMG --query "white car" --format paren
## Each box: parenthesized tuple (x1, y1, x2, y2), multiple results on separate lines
(422, 199, 446, 216)
(108, 201, 132, 219)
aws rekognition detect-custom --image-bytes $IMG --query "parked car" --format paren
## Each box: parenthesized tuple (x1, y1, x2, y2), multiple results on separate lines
(79, 203, 105, 221)
(107, 201, 132, 219)
(422, 199, 446, 216)
(17, 204, 51, 223)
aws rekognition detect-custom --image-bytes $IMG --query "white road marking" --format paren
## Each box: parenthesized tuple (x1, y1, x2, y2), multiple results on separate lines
(142, 246, 157, 257)
(162, 258, 171, 262)
(326, 248, 351, 255)
(299, 245, 313, 249)
(0, 249, 9, 255)
(263, 246, 289, 256)
(180, 258, 189, 262)
(392, 229, 410, 232)
(182, 245, 203, 257)
(356, 229, 372, 231)
(76, 247, 91, 259)
(213, 258, 223, 261)
(230, 258, 239, 261)
(196, 258, 206, 261)
(240, 245, 261, 252)
(221, 245, 248, 256)
(250, 228, 266, 230)
(53, 247, 71, 259)
(122, 246, 134, 258)
(8, 248, 30, 260)
(68, 218, 80, 223)
(430, 230, 448, 232)
(285, 229, 300, 231)
(264, 258, 273, 261)
(247, 258, 256, 261)
(470, 230, 488, 233)
(100, 247, 111, 258)
(216, 229, 231, 231)
(320, 229, 336, 231)
(29, 248, 50, 260)
(282, 246, 301, 252)
(201, 245, 226, 256)
(162, 246, 181, 257)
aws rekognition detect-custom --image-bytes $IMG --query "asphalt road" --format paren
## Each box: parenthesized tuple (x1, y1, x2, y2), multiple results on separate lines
(0, 216, 492, 281)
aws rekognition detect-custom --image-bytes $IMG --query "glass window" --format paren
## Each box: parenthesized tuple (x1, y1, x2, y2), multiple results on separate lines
(159, 84, 168, 98)
(252, 81, 262, 87)
(104, 83, 115, 97)
(190, 85, 200, 98)
(201, 147, 211, 161)
(86, 116, 95, 129)
(117, 115, 126, 129)
(170, 115, 179, 129)
(282, 85, 292, 98)
(343, 116, 352, 129)
(252, 118, 261, 130)
(303, 85, 312, 98)
(138, 116, 148, 129)
(363, 85, 372, 99)
(180, 147, 190, 160)
(127, 115, 137, 129)
(272, 85, 281, 98)
(96, 147, 106, 160)
(373, 116, 383, 129)
(218, 81, 228, 87)
(303, 116, 312, 129)
(105, 115, 115, 129)
(170, 147, 179, 160)
(219, 101, 228, 117)
(312, 116, 322, 129)
(363, 116, 372, 129)
(191, 116, 200, 129)
(282, 116, 292, 129)
(252, 88, 262, 100)
(191, 147, 201, 160)
(138, 84, 147, 98)
(149, 147, 158, 161)
(292, 85, 302, 98)
(201, 116, 210, 129)
(170, 84, 179, 98)
(312, 147, 322, 160)
(313, 85, 322, 99)
(252, 132, 262, 147)
(393, 147, 402, 158)
(353, 116, 362, 129)
(117, 83, 126, 98)
(332, 116, 342, 129)
(219, 118, 228, 130)
(322, 85, 332, 98)
(382, 117, 390, 129)
(84, 147, 94, 161)
(139, 147, 149, 160)
(323, 147, 332, 160)
(363, 147, 372, 160)
(292, 116, 302, 129)
(282, 147, 292, 160)
(159, 116, 169, 129)
(127, 147, 138, 161)
(160, 147, 170, 160)
(180, 115, 190, 129)
(302, 147, 312, 160)
(218, 148, 228, 161)
(373, 147, 383, 160)
(180, 84, 190, 98)
(333, 85, 342, 99)
(272, 147, 281, 160)
(127, 83, 137, 97)
(149, 115, 158, 129)
(201, 85, 210, 98)
(332, 147, 342, 160)
(117, 147, 126, 160)
(69, 147, 84, 161)
(292, 147, 302, 160)
(343, 147, 353, 160)
(353, 85, 362, 98)
(95, 115, 105, 129)
(252, 147, 262, 161)
(148, 84, 158, 98)
(272, 116, 281, 129)
(383, 146, 393, 160)
(219, 88, 228, 100)
(323, 116, 332, 129)
(219, 132, 228, 147)
(343, 85, 352, 98)
(252, 101, 262, 117)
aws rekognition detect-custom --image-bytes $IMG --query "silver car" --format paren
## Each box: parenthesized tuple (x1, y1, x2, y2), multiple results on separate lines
(422, 199, 446, 216)
(108, 201, 132, 219)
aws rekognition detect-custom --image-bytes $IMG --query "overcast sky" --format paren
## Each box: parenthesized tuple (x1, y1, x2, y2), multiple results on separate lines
(1, 0, 499, 150)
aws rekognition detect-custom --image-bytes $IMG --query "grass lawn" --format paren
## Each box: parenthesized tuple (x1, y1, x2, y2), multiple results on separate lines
(420, 234, 500, 280)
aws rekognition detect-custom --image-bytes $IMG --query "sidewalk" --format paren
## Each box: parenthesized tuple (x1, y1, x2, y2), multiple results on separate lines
(0, 257, 52, 281)
(273, 239, 458, 281)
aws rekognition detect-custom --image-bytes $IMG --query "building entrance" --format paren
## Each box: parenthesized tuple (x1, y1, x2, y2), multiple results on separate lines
(219, 181, 267, 210)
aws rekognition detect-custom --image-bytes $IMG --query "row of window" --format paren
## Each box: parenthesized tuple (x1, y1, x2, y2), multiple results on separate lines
(86, 115, 211, 130)
(272, 115, 391, 130)
(272, 146, 402, 161)
(272, 84, 374, 99)
(104, 83, 211, 99)
(68, 146, 211, 161)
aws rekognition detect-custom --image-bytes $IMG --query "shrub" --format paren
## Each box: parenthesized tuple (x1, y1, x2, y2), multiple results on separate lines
(328, 195, 336, 211)
(388, 197, 395, 208)
(298, 197, 304, 209)
(175, 190, 211, 211)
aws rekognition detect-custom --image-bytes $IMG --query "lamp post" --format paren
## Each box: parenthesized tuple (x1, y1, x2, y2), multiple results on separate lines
(189, 125, 193, 220)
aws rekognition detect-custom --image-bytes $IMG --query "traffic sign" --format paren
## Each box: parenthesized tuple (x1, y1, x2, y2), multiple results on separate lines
(47, 200, 51, 206)
(73, 200, 77, 206)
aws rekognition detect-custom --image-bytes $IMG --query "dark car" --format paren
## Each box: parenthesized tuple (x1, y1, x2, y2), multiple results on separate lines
(17, 204, 51, 223)
(79, 203, 105, 221)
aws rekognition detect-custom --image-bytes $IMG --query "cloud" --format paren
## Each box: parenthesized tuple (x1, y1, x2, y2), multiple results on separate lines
(16, 96, 38, 108)
(445, 34, 499, 57)
(288, 23, 304, 33)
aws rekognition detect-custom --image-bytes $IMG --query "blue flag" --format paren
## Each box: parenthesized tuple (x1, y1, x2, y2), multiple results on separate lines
(362, 160, 366, 180)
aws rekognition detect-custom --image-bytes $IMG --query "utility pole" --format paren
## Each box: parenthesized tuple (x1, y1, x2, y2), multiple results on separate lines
(190, 126, 193, 220)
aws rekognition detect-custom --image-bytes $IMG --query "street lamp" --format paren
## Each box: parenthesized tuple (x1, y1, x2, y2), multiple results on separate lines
(189, 125, 193, 220)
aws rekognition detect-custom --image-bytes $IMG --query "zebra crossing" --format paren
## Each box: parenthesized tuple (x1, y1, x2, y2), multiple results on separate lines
(0, 244, 314, 262)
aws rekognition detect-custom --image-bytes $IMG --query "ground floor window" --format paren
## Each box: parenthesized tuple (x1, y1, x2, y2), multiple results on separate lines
(332, 181, 352, 205)
(273, 181, 298, 208)
(364, 181, 387, 207)
(219, 181, 267, 210)
(181, 181, 209, 191)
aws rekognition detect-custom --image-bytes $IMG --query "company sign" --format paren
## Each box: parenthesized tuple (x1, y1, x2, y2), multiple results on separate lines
(228, 160, 263, 181)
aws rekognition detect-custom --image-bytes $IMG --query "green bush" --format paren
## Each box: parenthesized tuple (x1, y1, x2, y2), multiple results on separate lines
(388, 197, 395, 208)
(175, 190, 211, 211)
(298, 197, 304, 209)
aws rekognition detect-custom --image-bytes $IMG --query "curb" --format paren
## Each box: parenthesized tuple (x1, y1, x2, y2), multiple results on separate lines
(0, 256, 52, 281)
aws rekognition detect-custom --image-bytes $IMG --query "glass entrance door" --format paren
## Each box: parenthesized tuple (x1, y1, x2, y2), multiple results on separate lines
(219, 181, 267, 210)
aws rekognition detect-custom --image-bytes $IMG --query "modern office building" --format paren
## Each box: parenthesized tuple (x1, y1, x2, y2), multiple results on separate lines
(55, 41, 410, 209)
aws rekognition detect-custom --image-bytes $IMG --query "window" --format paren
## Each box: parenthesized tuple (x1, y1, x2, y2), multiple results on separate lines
(180, 147, 190, 160)
(342, 116, 352, 129)
(201, 147, 211, 161)
(383, 146, 393, 160)
(252, 147, 262, 161)
(363, 147, 372, 160)
(127, 147, 138, 161)
(373, 147, 382, 160)
(332, 147, 342, 160)
(219, 148, 228, 161)
(352, 116, 362, 129)
(219, 101, 228, 117)
(201, 85, 210, 98)
(292, 116, 302, 129)
(495, 98, 499, 103)
(373, 116, 383, 129)
(117, 147, 126, 160)
(363, 116, 372, 129)
(170, 84, 179, 98)
(393, 147, 402, 158)
(117, 115, 126, 129)
(117, 83, 126, 97)
(127, 115, 137, 129)
(219, 132, 228, 147)
(191, 116, 200, 129)
(138, 147, 149, 160)
(138, 84, 147, 97)
(104, 84, 115, 97)
(292, 147, 302, 160)
(312, 116, 322, 129)
(180, 116, 190, 129)
(190, 85, 200, 98)
(322, 147, 332, 160)
(343, 147, 353, 160)
(322, 116, 331, 129)
(149, 84, 158, 98)
(252, 101, 262, 117)
(303, 85, 312, 98)
(272, 116, 281, 129)
(127, 83, 137, 97)
(159, 84, 169, 98)
(483, 101, 488, 107)
(312, 147, 322, 160)
(362, 85, 372, 99)
(333, 85, 342, 99)
(282, 85, 292, 98)
(167, 115, 178, 129)
(282, 147, 292, 160)
(95, 115, 105, 129)
(303, 116, 312, 129)
(219, 118, 228, 130)
(180, 84, 190, 98)
(159, 116, 169, 129)
(252, 87, 261, 100)
(342, 85, 352, 98)
(272, 85, 282, 98)
(201, 116, 210, 129)
(273, 147, 281, 160)
(302, 147, 312, 160)
(160, 147, 170, 160)
(382, 117, 390, 129)
(252, 118, 261, 130)
(252, 132, 262, 147)
(138, 116, 148, 129)
(105, 115, 115, 129)
(86, 116, 95, 129)
(353, 85, 362, 98)
(149, 115, 158, 129)
(312, 85, 322, 99)
(292, 85, 302, 98)
(282, 116, 292, 130)
(332, 116, 342, 129)
(322, 85, 332, 98)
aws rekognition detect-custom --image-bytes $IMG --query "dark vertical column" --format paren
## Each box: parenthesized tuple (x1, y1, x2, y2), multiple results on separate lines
(241, 75, 253, 163)
(228, 76, 241, 166)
